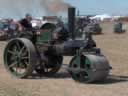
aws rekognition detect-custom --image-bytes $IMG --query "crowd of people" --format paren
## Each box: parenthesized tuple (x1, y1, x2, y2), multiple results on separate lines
(0, 14, 37, 40)
(0, 14, 33, 32)
(0, 14, 103, 40)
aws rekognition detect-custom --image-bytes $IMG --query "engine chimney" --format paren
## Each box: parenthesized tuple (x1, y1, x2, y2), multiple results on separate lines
(68, 7, 75, 39)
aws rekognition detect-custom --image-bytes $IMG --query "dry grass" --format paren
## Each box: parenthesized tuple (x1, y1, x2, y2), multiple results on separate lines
(1, 22, 128, 96)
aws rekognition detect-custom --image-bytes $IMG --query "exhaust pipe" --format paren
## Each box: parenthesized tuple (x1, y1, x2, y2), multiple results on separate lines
(68, 7, 76, 40)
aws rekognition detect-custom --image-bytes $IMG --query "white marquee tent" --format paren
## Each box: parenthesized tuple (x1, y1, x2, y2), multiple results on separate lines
(90, 14, 112, 21)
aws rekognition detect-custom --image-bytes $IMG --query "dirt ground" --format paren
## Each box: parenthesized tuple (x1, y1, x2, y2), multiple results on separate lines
(1, 22, 128, 96)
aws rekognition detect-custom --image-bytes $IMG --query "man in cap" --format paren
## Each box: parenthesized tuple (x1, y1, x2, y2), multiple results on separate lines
(19, 13, 33, 31)
(18, 14, 36, 41)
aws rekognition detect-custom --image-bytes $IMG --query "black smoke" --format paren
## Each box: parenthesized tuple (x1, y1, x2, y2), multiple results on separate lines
(0, 0, 71, 19)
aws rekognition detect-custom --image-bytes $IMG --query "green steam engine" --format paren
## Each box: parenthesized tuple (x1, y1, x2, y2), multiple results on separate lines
(3, 7, 111, 83)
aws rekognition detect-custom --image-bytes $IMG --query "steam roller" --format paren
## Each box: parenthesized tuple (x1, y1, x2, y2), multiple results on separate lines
(3, 7, 111, 83)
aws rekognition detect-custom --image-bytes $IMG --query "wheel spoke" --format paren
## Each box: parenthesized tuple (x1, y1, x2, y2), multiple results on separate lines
(14, 46, 18, 53)
(8, 62, 17, 69)
(15, 62, 19, 74)
(21, 49, 28, 57)
(19, 46, 26, 55)
(21, 56, 29, 60)
(7, 50, 15, 55)
(15, 41, 21, 51)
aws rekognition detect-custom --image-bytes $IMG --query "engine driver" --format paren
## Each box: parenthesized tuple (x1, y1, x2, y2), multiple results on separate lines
(19, 13, 33, 31)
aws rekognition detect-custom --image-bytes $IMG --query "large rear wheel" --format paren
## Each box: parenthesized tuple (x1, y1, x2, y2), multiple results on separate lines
(4, 38, 37, 78)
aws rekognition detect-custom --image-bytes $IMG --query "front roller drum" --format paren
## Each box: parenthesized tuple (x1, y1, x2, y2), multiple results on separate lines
(68, 54, 110, 83)
(4, 38, 37, 78)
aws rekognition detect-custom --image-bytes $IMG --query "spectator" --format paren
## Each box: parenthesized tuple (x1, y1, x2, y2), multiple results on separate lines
(8, 19, 18, 31)
(19, 13, 33, 31)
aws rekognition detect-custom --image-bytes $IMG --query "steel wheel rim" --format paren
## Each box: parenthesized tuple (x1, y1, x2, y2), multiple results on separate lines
(4, 39, 31, 77)
(69, 55, 92, 82)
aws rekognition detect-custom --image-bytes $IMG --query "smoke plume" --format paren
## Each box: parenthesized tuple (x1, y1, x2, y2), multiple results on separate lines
(40, 0, 71, 15)
(0, 0, 71, 18)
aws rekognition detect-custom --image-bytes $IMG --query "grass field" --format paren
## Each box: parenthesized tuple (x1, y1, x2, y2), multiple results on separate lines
(0, 22, 128, 96)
